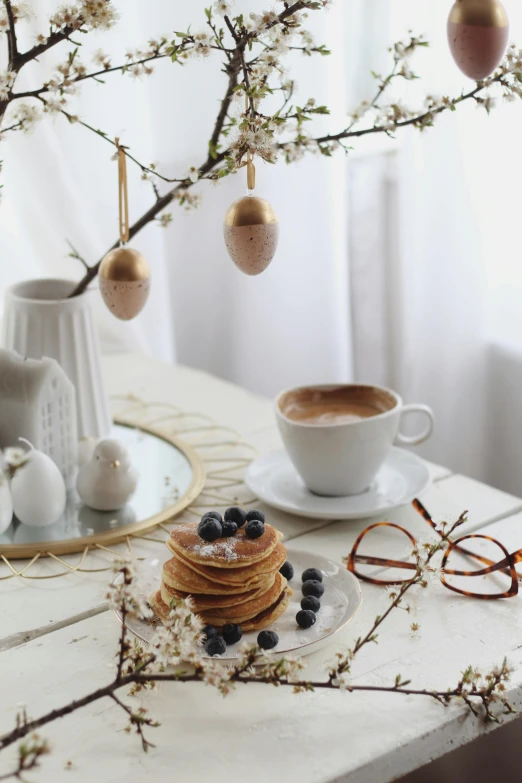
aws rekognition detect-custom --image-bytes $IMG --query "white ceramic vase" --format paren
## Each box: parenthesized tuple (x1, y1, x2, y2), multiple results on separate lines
(2, 279, 111, 440)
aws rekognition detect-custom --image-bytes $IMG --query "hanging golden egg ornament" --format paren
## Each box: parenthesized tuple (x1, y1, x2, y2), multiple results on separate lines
(98, 137, 151, 320)
(223, 159, 279, 276)
(447, 0, 509, 80)
(99, 247, 151, 321)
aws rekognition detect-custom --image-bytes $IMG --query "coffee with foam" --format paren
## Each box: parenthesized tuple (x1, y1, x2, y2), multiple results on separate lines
(279, 386, 396, 427)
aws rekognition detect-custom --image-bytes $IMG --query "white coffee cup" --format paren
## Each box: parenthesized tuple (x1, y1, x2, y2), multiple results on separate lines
(275, 384, 434, 497)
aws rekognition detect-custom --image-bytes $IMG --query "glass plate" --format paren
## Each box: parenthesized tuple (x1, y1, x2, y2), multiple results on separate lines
(113, 548, 363, 661)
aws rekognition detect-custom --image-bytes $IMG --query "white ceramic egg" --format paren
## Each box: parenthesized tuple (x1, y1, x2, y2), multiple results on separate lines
(11, 439, 66, 527)
(0, 470, 13, 534)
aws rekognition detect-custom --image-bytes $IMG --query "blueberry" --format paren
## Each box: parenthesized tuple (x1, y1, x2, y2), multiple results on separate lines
(302, 567, 323, 583)
(246, 509, 265, 524)
(202, 624, 217, 640)
(296, 609, 317, 629)
(201, 510, 223, 524)
(301, 595, 320, 612)
(224, 506, 247, 528)
(257, 630, 279, 650)
(205, 635, 227, 656)
(279, 561, 294, 580)
(198, 516, 223, 542)
(222, 623, 243, 645)
(302, 579, 324, 598)
(245, 519, 265, 539)
(222, 520, 238, 537)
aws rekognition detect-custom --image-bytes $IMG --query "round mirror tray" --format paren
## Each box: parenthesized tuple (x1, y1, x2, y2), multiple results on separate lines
(0, 420, 206, 559)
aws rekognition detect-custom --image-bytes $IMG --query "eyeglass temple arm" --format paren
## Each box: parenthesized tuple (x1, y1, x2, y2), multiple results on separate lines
(355, 549, 519, 579)
(445, 549, 522, 578)
(352, 553, 417, 571)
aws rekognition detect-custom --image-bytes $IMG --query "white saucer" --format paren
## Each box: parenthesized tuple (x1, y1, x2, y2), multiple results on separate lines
(245, 447, 431, 520)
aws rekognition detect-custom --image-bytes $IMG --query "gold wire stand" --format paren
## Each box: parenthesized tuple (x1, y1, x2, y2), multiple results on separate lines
(0, 395, 258, 581)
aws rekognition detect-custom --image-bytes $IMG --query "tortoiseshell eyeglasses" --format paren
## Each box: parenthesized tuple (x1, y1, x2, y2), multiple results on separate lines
(347, 498, 522, 600)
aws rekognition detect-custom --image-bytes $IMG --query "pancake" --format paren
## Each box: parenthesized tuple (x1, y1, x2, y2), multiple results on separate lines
(162, 556, 274, 596)
(173, 542, 287, 587)
(150, 516, 292, 640)
(168, 522, 280, 568)
(150, 586, 292, 633)
(160, 578, 270, 611)
(196, 573, 287, 624)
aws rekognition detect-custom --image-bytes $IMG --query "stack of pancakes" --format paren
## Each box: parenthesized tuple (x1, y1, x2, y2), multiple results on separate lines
(150, 521, 292, 631)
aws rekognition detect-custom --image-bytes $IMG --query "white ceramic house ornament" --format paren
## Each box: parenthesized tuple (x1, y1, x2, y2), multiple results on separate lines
(77, 439, 138, 511)
(0, 350, 78, 489)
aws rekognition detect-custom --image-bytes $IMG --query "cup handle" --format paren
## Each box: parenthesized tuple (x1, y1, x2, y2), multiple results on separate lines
(394, 404, 434, 447)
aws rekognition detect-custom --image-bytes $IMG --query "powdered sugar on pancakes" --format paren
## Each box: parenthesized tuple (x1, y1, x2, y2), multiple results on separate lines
(169, 522, 280, 567)
(192, 540, 239, 562)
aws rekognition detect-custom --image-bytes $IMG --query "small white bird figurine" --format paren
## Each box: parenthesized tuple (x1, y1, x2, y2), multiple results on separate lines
(77, 439, 138, 511)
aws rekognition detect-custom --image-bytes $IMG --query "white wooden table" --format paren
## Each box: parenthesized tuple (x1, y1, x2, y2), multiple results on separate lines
(2, 353, 522, 783)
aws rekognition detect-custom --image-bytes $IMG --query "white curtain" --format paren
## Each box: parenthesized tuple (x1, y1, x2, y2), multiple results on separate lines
(349, 0, 522, 494)
(0, 0, 353, 396)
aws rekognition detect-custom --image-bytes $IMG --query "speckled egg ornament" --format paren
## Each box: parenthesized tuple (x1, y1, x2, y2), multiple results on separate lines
(448, 0, 509, 80)
(224, 159, 279, 276)
(99, 138, 151, 320)
(99, 247, 150, 321)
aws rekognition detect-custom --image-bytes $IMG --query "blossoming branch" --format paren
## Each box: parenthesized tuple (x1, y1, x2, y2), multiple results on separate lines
(1, 0, 522, 297)
(0, 509, 516, 781)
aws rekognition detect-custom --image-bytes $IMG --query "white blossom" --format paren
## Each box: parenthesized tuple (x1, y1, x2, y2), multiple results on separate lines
(250, 10, 279, 32)
(0, 2, 32, 27)
(93, 49, 111, 68)
(158, 213, 173, 228)
(174, 190, 201, 211)
(0, 71, 16, 101)
(399, 64, 415, 80)
(478, 96, 496, 112)
(213, 0, 233, 16)
(193, 29, 212, 57)
(282, 142, 305, 163)
(49, 0, 118, 33)
(44, 97, 67, 113)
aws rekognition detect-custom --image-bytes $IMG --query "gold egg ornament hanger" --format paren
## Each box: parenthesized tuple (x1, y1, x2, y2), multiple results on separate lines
(223, 156, 279, 276)
(99, 138, 151, 321)
(447, 0, 509, 80)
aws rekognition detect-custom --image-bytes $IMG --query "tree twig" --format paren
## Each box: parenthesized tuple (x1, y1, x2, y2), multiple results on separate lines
(58, 109, 189, 185)
(15, 25, 76, 70)
(66, 238, 91, 270)
(0, 649, 508, 755)
(10, 52, 171, 100)
(3, 0, 18, 66)
(307, 81, 493, 146)
(110, 693, 155, 752)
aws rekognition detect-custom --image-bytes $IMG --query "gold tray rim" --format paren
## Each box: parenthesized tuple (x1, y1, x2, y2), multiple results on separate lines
(0, 417, 206, 559)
